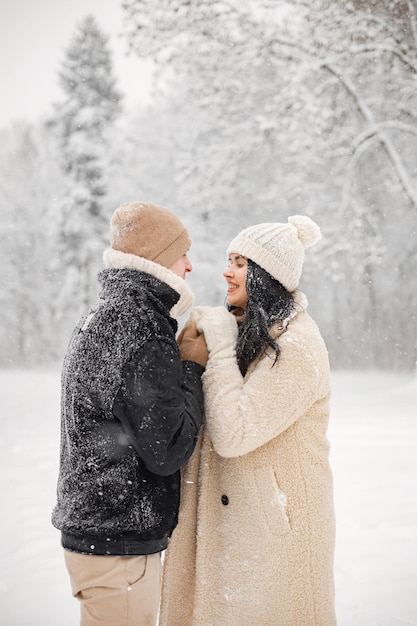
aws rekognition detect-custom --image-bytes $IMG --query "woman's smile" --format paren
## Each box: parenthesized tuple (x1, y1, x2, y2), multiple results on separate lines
(223, 254, 248, 309)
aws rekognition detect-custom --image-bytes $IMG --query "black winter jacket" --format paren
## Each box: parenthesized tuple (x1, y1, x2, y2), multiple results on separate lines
(52, 268, 204, 555)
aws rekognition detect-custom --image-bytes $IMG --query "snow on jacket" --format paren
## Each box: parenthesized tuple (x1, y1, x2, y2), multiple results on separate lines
(52, 250, 204, 556)
(160, 292, 336, 625)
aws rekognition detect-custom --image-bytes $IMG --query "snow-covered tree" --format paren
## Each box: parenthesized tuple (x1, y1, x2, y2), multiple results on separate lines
(0, 123, 66, 366)
(122, 0, 417, 370)
(1, 3, 415, 371)
(52, 14, 121, 310)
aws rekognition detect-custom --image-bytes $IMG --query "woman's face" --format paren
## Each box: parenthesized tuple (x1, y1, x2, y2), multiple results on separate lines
(223, 253, 248, 310)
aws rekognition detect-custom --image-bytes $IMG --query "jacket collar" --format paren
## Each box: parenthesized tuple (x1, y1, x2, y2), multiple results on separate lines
(102, 248, 195, 319)
(287, 289, 308, 320)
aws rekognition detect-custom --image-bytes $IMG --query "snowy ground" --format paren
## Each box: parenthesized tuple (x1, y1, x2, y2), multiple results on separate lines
(0, 369, 416, 626)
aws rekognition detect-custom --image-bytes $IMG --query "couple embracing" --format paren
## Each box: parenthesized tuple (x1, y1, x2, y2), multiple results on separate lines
(52, 201, 336, 626)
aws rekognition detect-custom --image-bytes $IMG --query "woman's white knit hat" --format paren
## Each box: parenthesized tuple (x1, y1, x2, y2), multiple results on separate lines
(227, 215, 322, 292)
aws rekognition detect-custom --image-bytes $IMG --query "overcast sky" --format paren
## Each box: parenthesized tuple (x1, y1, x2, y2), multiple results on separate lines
(0, 0, 152, 128)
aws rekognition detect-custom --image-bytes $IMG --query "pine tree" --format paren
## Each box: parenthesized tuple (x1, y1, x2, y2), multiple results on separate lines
(53, 14, 121, 311)
(0, 122, 66, 366)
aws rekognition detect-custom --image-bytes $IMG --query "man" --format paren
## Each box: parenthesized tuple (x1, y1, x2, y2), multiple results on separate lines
(52, 201, 207, 626)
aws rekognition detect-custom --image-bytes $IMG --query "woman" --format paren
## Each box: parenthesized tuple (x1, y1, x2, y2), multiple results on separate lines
(160, 216, 336, 626)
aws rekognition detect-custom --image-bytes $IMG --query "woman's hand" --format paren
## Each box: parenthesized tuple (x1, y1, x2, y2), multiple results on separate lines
(196, 307, 238, 362)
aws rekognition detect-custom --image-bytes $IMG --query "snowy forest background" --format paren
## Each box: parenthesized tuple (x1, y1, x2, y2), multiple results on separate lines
(1, 0, 416, 373)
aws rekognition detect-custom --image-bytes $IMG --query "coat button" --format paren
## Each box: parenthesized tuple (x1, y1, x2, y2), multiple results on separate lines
(221, 495, 229, 506)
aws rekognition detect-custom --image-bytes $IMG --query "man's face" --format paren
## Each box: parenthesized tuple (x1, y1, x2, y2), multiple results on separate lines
(169, 253, 193, 279)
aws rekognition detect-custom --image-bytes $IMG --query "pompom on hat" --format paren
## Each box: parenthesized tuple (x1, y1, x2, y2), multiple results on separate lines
(110, 201, 191, 269)
(227, 215, 322, 292)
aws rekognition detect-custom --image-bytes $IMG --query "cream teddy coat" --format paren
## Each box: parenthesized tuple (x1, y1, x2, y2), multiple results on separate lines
(160, 293, 336, 626)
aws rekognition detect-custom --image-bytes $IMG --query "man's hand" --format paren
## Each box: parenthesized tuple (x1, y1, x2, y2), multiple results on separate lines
(177, 321, 209, 368)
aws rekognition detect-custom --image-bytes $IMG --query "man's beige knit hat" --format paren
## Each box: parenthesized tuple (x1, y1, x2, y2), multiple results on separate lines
(110, 201, 191, 269)
(227, 215, 322, 292)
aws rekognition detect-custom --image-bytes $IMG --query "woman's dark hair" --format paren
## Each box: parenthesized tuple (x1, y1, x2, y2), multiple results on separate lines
(228, 259, 295, 376)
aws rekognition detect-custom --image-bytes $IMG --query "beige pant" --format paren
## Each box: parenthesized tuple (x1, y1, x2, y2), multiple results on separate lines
(64, 550, 162, 626)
